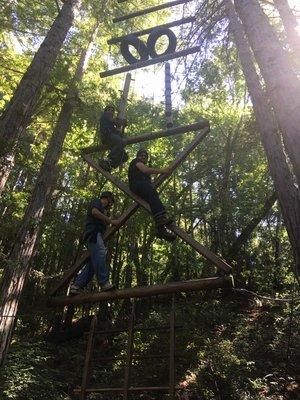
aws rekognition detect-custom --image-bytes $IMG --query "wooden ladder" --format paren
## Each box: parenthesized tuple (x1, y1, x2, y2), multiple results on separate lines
(75, 300, 177, 399)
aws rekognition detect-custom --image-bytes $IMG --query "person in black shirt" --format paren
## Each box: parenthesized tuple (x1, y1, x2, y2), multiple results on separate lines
(70, 191, 120, 294)
(128, 149, 176, 242)
(98, 104, 128, 172)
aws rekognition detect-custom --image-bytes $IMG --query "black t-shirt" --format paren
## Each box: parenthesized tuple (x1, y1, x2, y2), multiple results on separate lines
(99, 113, 120, 142)
(128, 158, 151, 186)
(84, 198, 107, 241)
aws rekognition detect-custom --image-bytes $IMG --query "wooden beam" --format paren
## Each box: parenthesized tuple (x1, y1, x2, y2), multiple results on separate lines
(48, 276, 234, 307)
(113, 0, 194, 23)
(74, 386, 173, 394)
(100, 46, 200, 78)
(49, 128, 209, 296)
(107, 17, 196, 45)
(168, 224, 232, 272)
(80, 316, 97, 400)
(169, 308, 175, 399)
(81, 120, 209, 155)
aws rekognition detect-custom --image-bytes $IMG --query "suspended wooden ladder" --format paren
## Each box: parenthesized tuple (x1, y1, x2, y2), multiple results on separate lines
(48, 1, 234, 398)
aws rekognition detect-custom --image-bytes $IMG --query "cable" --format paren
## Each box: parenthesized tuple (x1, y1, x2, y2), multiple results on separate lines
(232, 287, 300, 303)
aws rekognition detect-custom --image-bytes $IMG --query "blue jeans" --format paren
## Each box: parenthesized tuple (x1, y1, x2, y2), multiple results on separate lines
(75, 233, 108, 288)
(130, 180, 165, 217)
(102, 133, 128, 168)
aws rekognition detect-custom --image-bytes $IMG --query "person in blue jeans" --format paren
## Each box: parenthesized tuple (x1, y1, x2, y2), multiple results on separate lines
(70, 191, 120, 295)
(128, 149, 176, 242)
(98, 104, 128, 172)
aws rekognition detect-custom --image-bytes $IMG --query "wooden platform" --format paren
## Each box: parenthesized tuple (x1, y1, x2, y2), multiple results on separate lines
(48, 276, 234, 307)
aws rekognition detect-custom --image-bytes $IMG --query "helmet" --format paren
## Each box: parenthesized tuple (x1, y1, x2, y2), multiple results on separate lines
(104, 104, 116, 112)
(100, 191, 115, 203)
(136, 148, 149, 158)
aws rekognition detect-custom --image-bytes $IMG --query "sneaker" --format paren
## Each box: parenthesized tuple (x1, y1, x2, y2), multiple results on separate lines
(155, 226, 176, 242)
(98, 158, 112, 172)
(69, 283, 84, 295)
(100, 282, 116, 292)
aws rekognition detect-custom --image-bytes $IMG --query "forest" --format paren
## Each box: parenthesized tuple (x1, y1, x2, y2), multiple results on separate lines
(0, 0, 299, 399)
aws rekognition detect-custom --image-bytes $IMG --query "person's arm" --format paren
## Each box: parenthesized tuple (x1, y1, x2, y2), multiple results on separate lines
(136, 162, 171, 175)
(92, 208, 120, 226)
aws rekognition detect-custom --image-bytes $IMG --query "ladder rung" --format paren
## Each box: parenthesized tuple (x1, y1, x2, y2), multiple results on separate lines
(93, 354, 171, 362)
(74, 386, 177, 393)
(85, 324, 183, 336)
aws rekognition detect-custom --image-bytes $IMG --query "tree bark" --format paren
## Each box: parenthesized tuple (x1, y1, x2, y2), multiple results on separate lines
(273, 0, 300, 59)
(0, 0, 81, 195)
(226, 0, 300, 281)
(0, 22, 99, 366)
(234, 0, 300, 186)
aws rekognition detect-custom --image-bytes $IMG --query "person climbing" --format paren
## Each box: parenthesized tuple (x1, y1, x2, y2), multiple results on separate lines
(98, 104, 128, 172)
(70, 191, 119, 294)
(128, 149, 176, 242)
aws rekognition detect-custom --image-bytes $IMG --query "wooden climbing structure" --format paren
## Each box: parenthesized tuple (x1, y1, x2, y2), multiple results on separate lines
(48, 1, 235, 398)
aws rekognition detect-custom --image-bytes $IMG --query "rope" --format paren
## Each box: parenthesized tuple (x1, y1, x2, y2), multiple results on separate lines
(232, 287, 300, 303)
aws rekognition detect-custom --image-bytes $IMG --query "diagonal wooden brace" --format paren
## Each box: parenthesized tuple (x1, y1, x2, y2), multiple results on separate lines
(49, 128, 210, 296)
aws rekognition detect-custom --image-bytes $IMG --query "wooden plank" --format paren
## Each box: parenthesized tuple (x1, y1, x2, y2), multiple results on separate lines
(100, 46, 200, 78)
(81, 120, 209, 155)
(82, 146, 232, 272)
(74, 386, 172, 393)
(124, 312, 135, 399)
(168, 224, 232, 272)
(48, 276, 234, 307)
(90, 324, 182, 336)
(80, 316, 97, 400)
(113, 0, 194, 23)
(107, 17, 196, 45)
(169, 308, 176, 399)
(49, 128, 209, 296)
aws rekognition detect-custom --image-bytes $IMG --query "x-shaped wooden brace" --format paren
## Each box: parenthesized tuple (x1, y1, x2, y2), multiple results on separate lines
(50, 126, 231, 296)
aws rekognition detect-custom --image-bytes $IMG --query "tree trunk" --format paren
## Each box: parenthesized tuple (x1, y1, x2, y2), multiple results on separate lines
(0, 22, 99, 366)
(226, 0, 300, 281)
(234, 0, 300, 186)
(273, 0, 300, 59)
(0, 0, 81, 195)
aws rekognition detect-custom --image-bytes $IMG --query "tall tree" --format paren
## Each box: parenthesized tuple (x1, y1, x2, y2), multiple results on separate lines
(226, 0, 300, 281)
(0, 20, 99, 366)
(273, 0, 300, 58)
(0, 0, 81, 195)
(234, 0, 300, 186)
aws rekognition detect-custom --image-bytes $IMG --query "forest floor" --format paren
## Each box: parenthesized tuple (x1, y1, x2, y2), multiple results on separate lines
(0, 291, 299, 400)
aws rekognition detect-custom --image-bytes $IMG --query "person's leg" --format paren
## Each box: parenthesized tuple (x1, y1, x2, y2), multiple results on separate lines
(107, 134, 127, 168)
(131, 181, 165, 217)
(72, 259, 94, 290)
(130, 181, 175, 241)
(88, 233, 109, 285)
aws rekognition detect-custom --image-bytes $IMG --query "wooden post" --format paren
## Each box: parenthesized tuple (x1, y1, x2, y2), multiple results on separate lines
(165, 62, 173, 128)
(100, 46, 201, 78)
(48, 276, 234, 307)
(107, 17, 196, 45)
(80, 315, 97, 400)
(118, 72, 131, 121)
(113, 0, 194, 23)
(124, 306, 135, 399)
(169, 297, 175, 399)
(81, 120, 209, 155)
